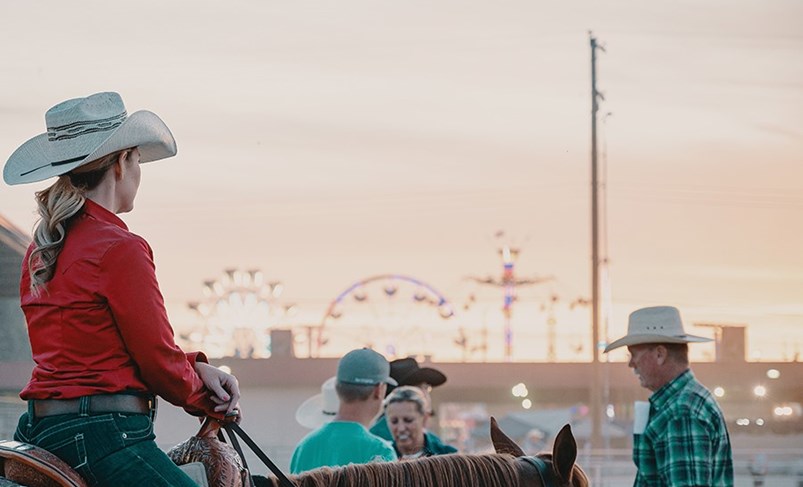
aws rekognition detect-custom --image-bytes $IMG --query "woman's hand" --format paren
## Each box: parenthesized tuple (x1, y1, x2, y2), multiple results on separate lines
(194, 361, 242, 417)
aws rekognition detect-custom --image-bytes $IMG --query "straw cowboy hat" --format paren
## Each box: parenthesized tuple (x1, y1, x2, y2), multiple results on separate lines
(295, 377, 339, 430)
(4, 91, 176, 185)
(604, 306, 712, 352)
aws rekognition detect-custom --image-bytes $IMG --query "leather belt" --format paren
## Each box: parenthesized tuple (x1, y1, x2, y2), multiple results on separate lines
(33, 394, 155, 418)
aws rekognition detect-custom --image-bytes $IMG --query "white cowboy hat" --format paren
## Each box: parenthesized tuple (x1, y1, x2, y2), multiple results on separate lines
(603, 306, 712, 352)
(295, 377, 339, 430)
(4, 92, 176, 185)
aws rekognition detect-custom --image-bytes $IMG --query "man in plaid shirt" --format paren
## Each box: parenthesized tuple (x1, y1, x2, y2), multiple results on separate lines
(605, 306, 734, 486)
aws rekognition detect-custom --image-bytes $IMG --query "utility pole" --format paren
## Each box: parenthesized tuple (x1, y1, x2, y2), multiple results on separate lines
(589, 32, 605, 450)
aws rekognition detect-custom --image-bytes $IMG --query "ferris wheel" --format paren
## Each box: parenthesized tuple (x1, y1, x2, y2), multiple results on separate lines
(316, 274, 456, 359)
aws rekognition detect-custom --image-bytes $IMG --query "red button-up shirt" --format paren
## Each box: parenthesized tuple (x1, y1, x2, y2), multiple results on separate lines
(19, 199, 217, 417)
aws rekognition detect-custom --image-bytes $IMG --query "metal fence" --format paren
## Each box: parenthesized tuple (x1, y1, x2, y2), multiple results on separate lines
(578, 449, 803, 487)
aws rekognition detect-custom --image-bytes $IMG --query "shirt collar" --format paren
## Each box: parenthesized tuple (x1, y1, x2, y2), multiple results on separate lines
(650, 368, 693, 410)
(83, 199, 128, 231)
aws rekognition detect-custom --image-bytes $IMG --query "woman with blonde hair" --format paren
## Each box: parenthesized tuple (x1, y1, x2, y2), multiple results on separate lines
(4, 92, 241, 486)
(383, 386, 457, 459)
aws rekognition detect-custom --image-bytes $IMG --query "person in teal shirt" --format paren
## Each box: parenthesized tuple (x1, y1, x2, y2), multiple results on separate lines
(384, 386, 457, 459)
(370, 357, 450, 448)
(290, 348, 398, 474)
(290, 421, 396, 474)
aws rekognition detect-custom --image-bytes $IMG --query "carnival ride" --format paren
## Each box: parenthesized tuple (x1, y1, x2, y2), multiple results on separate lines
(462, 232, 591, 362)
(314, 274, 456, 358)
(466, 242, 553, 361)
(184, 268, 295, 358)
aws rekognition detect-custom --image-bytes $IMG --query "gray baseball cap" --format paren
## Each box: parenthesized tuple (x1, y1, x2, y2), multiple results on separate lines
(337, 348, 398, 386)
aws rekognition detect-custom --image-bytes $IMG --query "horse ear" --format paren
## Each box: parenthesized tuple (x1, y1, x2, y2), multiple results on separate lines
(552, 424, 577, 483)
(490, 416, 526, 457)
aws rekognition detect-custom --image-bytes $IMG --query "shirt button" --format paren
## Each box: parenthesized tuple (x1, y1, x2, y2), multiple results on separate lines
(121, 433, 128, 439)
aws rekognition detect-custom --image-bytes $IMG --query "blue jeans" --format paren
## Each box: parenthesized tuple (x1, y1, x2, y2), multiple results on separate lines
(14, 404, 197, 487)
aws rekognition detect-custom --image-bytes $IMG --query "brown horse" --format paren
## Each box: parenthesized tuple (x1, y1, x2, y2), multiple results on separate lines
(0, 418, 588, 486)
(257, 418, 589, 487)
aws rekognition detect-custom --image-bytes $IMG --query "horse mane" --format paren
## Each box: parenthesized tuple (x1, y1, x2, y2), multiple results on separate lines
(267, 453, 520, 487)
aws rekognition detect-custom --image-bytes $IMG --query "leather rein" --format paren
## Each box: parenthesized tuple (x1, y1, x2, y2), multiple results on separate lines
(217, 421, 295, 487)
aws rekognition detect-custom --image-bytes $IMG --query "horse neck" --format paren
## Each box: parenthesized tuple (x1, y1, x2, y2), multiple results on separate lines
(271, 454, 522, 487)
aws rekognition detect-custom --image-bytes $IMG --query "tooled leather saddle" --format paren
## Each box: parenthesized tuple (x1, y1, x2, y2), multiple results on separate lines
(0, 439, 87, 487)
(0, 439, 207, 487)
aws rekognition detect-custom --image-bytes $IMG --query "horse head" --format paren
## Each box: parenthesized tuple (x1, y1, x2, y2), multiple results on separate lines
(490, 417, 588, 487)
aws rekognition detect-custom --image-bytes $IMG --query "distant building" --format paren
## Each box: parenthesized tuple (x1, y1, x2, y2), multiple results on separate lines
(0, 215, 32, 441)
(0, 215, 30, 363)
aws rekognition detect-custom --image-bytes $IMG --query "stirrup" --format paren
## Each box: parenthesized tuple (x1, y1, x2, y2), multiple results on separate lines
(0, 439, 87, 487)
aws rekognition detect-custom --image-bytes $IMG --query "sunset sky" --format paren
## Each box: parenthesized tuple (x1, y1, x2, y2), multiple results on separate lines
(1, 1, 801, 362)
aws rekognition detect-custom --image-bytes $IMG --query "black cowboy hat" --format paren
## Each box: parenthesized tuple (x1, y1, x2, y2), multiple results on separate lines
(389, 357, 447, 391)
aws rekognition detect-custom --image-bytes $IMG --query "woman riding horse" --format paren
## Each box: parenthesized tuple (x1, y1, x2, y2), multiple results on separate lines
(3, 92, 241, 486)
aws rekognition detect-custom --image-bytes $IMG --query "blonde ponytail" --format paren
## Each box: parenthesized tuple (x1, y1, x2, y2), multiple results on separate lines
(27, 150, 127, 295)
(28, 177, 85, 293)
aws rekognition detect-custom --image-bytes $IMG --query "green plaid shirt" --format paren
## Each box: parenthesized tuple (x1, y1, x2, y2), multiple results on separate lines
(633, 370, 733, 486)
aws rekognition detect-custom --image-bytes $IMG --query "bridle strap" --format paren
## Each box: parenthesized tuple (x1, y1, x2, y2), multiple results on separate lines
(221, 426, 255, 487)
(522, 456, 556, 487)
(222, 422, 295, 487)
